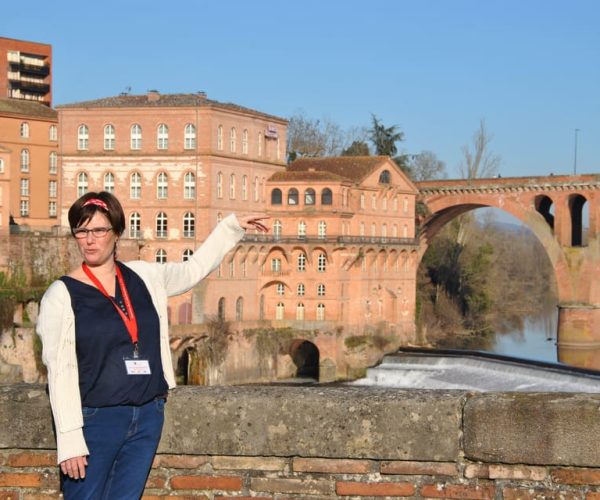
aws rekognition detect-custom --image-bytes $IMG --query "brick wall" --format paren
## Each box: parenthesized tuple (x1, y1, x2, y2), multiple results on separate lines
(2, 386, 600, 499)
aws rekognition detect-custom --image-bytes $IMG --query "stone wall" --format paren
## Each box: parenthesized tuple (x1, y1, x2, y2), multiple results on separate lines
(2, 385, 600, 498)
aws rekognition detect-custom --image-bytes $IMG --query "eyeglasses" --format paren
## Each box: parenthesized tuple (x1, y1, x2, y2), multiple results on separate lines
(73, 227, 113, 239)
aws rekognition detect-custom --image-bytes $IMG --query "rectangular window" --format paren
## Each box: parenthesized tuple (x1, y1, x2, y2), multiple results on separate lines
(20, 178, 29, 196)
(49, 201, 57, 217)
(20, 200, 29, 216)
(49, 180, 57, 198)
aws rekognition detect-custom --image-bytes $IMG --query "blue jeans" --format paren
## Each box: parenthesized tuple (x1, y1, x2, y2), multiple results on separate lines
(62, 398, 165, 500)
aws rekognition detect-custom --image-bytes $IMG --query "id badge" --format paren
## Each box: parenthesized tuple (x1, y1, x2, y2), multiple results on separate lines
(124, 357, 152, 375)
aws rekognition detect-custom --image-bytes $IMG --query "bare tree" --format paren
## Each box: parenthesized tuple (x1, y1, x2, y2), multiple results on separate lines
(408, 151, 447, 181)
(459, 119, 501, 179)
(286, 111, 346, 161)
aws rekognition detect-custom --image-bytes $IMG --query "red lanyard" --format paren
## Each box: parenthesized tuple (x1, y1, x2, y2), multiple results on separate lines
(82, 262, 139, 346)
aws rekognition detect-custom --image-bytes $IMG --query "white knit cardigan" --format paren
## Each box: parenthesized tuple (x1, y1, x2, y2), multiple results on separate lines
(36, 214, 245, 464)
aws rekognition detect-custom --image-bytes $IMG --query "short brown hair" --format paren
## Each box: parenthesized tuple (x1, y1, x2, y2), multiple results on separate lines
(68, 191, 126, 237)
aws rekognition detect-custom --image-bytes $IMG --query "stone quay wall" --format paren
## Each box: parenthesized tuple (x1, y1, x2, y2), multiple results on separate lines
(2, 385, 600, 499)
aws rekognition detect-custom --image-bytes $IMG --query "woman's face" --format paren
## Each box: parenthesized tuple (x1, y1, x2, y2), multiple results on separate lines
(74, 211, 118, 268)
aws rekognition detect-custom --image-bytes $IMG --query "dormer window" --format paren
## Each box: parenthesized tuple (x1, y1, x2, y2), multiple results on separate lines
(379, 169, 391, 184)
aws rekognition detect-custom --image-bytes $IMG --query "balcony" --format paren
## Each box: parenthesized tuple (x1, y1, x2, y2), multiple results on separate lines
(242, 233, 419, 246)
(20, 62, 50, 76)
(13, 79, 50, 93)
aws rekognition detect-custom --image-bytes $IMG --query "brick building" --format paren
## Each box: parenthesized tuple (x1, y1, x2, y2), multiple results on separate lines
(0, 37, 52, 106)
(0, 99, 59, 231)
(57, 91, 288, 323)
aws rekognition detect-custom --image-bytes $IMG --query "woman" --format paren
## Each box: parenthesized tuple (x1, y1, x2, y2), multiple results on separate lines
(36, 191, 268, 499)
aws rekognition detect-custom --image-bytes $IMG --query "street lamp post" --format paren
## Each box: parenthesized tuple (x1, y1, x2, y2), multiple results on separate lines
(573, 128, 580, 175)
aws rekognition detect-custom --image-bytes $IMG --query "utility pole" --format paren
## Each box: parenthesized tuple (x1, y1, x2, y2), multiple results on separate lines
(573, 128, 580, 175)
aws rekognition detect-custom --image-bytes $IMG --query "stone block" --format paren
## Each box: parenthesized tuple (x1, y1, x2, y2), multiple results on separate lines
(160, 386, 465, 461)
(464, 393, 600, 466)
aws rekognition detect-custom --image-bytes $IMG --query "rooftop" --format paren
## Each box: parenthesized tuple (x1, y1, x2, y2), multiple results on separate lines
(0, 98, 57, 120)
(288, 156, 390, 183)
(56, 92, 286, 122)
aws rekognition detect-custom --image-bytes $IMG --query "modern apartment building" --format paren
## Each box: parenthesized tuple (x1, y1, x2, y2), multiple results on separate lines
(0, 98, 59, 231)
(0, 37, 52, 106)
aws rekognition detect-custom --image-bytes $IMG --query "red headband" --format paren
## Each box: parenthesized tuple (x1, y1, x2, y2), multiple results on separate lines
(82, 198, 108, 210)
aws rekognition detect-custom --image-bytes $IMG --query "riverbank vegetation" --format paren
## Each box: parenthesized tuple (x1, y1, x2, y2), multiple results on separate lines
(417, 211, 558, 349)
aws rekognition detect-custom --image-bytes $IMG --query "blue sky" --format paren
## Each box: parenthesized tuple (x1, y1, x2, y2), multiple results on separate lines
(2, 0, 599, 178)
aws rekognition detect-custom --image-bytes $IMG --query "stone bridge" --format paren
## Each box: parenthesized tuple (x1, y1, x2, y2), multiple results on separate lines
(416, 174, 600, 369)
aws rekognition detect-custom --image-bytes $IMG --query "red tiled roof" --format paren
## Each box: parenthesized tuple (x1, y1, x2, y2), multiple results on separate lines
(269, 170, 346, 182)
(288, 156, 390, 183)
(0, 98, 57, 120)
(56, 93, 286, 122)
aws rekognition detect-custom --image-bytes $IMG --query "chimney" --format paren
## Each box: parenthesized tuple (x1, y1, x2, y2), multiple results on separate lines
(147, 90, 160, 102)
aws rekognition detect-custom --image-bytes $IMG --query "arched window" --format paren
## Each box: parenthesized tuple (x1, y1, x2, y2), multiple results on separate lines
(242, 175, 248, 201)
(382, 197, 388, 211)
(371, 194, 377, 209)
(78, 125, 89, 150)
(304, 188, 315, 205)
(254, 176, 259, 202)
(288, 188, 299, 205)
(297, 220, 306, 238)
(360, 222, 365, 236)
(403, 224, 408, 238)
(183, 212, 195, 238)
(379, 169, 391, 184)
(155, 249, 167, 264)
(342, 189, 348, 206)
(317, 283, 326, 296)
(130, 172, 142, 199)
(276, 302, 284, 320)
(321, 188, 332, 205)
(129, 212, 141, 238)
(184, 172, 195, 199)
(316, 303, 325, 321)
(157, 172, 168, 199)
(271, 188, 282, 205)
(403, 197, 409, 214)
(236, 297, 244, 321)
(360, 193, 365, 209)
(104, 124, 115, 150)
(218, 298, 225, 320)
(318, 221, 326, 239)
(77, 172, 88, 196)
(317, 253, 326, 272)
(393, 224, 398, 238)
(217, 172, 223, 198)
(182, 249, 193, 262)
(242, 129, 248, 154)
(20, 122, 29, 138)
(273, 219, 282, 240)
(230, 127, 237, 152)
(156, 212, 168, 238)
(157, 123, 168, 150)
(184, 123, 196, 149)
(296, 303, 305, 321)
(258, 132, 263, 156)
(217, 125, 223, 150)
(371, 223, 377, 237)
(130, 124, 142, 150)
(297, 283, 305, 296)
(103, 172, 115, 193)
(276, 283, 285, 296)
(393, 197, 399, 211)
(20, 149, 29, 172)
(229, 174, 236, 199)
(49, 152, 57, 174)
(297, 253, 307, 272)
(49, 125, 58, 141)
(382, 223, 387, 241)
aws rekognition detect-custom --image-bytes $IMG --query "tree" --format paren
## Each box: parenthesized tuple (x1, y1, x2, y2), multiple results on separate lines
(408, 151, 447, 181)
(368, 114, 411, 172)
(341, 140, 370, 156)
(286, 112, 345, 162)
(459, 119, 501, 179)
(368, 114, 403, 157)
